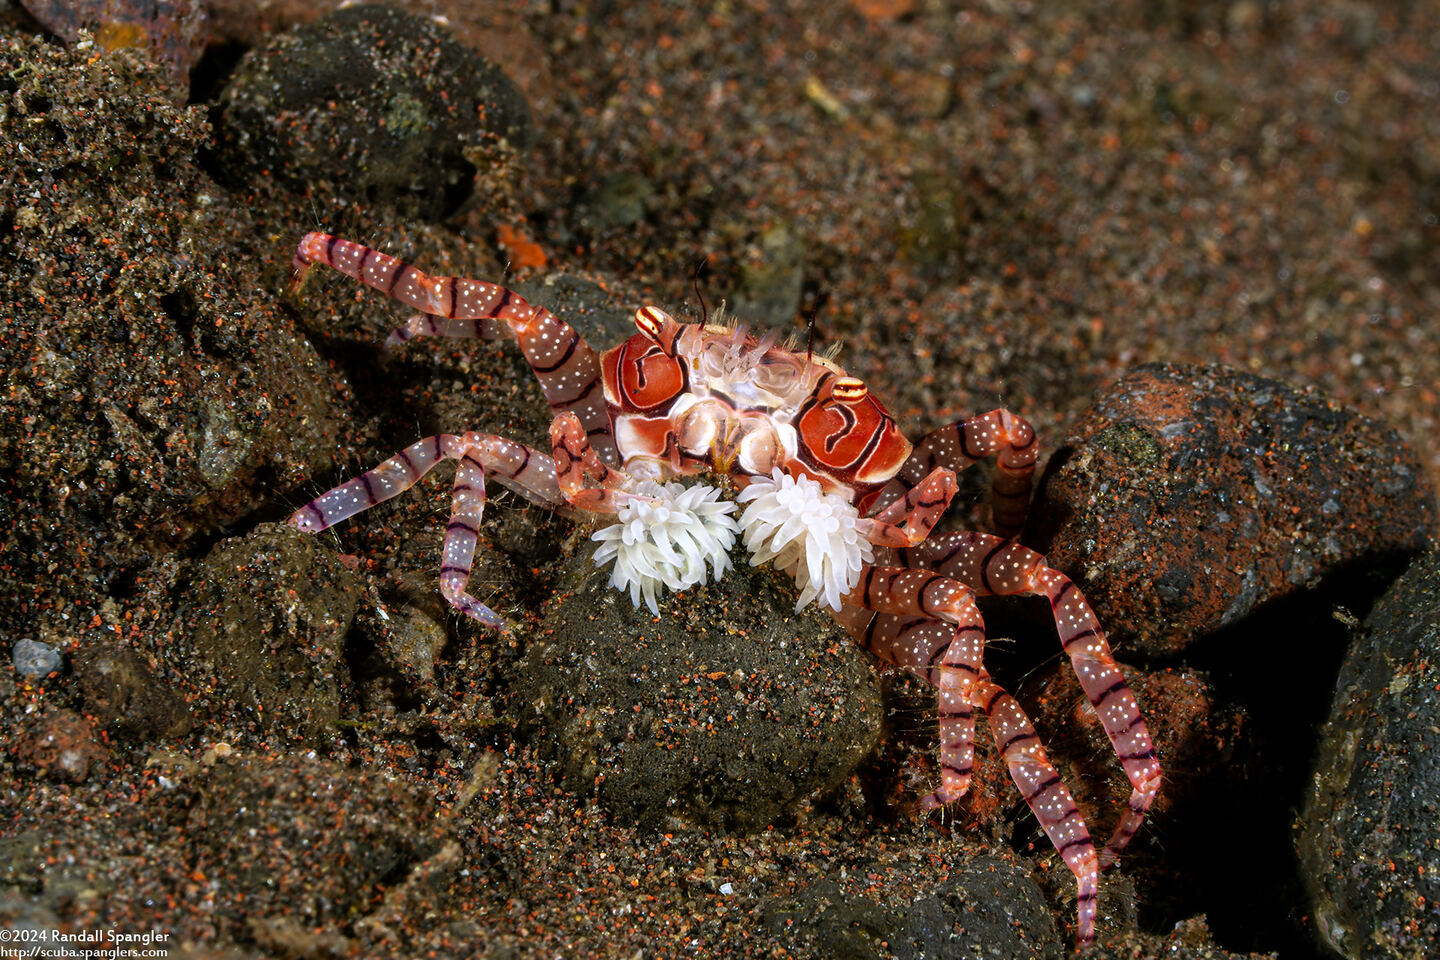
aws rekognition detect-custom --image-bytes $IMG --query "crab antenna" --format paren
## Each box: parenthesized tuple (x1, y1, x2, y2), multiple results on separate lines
(804, 309, 818, 364)
(691, 254, 711, 325)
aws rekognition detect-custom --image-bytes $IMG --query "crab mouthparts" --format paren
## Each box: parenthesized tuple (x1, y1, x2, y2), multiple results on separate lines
(709, 423, 744, 473)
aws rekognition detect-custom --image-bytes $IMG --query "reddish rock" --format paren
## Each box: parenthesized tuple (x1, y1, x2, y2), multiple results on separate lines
(11, 708, 108, 782)
(1025, 662, 1260, 927)
(18, 0, 205, 97)
(1031, 364, 1435, 657)
(1026, 664, 1239, 825)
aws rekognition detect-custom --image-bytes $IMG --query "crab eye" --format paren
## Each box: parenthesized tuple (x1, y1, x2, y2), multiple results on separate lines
(635, 306, 670, 342)
(832, 377, 867, 402)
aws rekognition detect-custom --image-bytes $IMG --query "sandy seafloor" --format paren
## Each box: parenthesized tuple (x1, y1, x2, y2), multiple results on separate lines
(1, 1, 1437, 958)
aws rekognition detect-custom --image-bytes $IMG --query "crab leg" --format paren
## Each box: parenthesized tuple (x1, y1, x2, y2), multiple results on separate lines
(844, 567, 988, 808)
(848, 582, 1102, 946)
(899, 531, 1162, 866)
(291, 232, 617, 464)
(288, 433, 565, 629)
(872, 409, 1037, 537)
(974, 672, 1099, 945)
(854, 467, 959, 548)
(859, 613, 983, 807)
(549, 412, 642, 515)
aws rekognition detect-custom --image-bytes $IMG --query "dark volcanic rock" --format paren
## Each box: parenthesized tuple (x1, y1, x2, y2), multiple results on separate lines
(511, 543, 882, 833)
(183, 523, 362, 741)
(74, 641, 193, 741)
(182, 756, 441, 939)
(1300, 547, 1440, 959)
(761, 853, 1061, 960)
(0, 31, 338, 639)
(1032, 363, 1435, 656)
(215, 3, 532, 221)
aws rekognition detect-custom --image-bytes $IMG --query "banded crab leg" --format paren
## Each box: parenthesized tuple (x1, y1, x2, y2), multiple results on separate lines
(852, 467, 960, 548)
(291, 232, 618, 465)
(867, 409, 1038, 537)
(856, 615, 982, 809)
(974, 671, 1100, 945)
(845, 585, 1102, 945)
(288, 432, 565, 629)
(897, 531, 1162, 868)
(549, 412, 638, 514)
(843, 574, 986, 813)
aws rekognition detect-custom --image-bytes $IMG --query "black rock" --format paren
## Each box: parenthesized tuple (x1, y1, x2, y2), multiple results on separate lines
(1300, 546, 1440, 957)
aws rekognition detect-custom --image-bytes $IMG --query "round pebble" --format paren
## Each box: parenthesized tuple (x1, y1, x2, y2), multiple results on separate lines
(511, 545, 881, 833)
(12, 638, 62, 678)
(215, 4, 531, 221)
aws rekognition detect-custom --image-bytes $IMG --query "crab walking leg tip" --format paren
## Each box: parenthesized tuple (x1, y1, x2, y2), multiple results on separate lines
(288, 500, 335, 534)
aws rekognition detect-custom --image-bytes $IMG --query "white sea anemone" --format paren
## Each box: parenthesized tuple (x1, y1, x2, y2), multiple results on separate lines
(591, 481, 740, 615)
(737, 468, 873, 612)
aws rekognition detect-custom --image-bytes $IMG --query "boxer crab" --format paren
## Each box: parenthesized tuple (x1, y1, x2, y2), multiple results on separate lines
(286, 232, 1161, 946)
